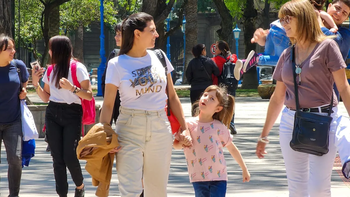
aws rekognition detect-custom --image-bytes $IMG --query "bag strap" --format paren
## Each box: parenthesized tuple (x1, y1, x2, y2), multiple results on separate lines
(153, 49, 171, 116)
(12, 60, 23, 95)
(199, 58, 211, 80)
(70, 61, 80, 88)
(291, 45, 333, 116)
(47, 65, 53, 82)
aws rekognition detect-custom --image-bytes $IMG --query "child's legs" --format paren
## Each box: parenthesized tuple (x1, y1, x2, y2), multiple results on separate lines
(143, 111, 173, 197)
(258, 55, 280, 66)
(192, 182, 210, 197)
(264, 29, 275, 56)
(116, 110, 146, 197)
(209, 181, 227, 197)
(270, 27, 289, 57)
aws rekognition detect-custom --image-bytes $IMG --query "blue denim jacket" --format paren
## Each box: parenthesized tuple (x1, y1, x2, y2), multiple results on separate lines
(259, 20, 290, 66)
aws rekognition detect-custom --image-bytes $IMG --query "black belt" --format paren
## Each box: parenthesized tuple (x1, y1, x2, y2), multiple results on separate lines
(289, 105, 334, 113)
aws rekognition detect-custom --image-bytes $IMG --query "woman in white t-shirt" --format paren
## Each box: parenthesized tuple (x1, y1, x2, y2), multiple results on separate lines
(32, 35, 92, 197)
(100, 12, 192, 197)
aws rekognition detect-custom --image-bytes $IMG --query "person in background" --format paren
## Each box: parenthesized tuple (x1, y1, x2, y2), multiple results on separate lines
(101, 22, 123, 125)
(256, 0, 350, 196)
(186, 44, 220, 116)
(211, 40, 238, 135)
(32, 35, 92, 197)
(0, 34, 28, 197)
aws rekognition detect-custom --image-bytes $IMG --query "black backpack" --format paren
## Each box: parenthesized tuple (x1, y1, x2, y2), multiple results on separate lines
(219, 60, 239, 88)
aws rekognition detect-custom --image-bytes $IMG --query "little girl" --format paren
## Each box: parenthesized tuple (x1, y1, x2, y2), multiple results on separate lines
(174, 85, 250, 196)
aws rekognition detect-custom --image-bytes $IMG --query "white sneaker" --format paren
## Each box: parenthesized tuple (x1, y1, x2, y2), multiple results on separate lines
(234, 60, 243, 80)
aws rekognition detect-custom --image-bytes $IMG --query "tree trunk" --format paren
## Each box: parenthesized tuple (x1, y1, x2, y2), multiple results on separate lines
(0, 0, 12, 36)
(212, 0, 233, 42)
(261, 0, 270, 29)
(183, 0, 197, 84)
(241, 0, 259, 89)
(40, 0, 70, 66)
(74, 24, 84, 62)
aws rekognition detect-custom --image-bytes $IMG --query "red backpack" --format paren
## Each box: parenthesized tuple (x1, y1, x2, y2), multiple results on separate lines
(47, 61, 96, 127)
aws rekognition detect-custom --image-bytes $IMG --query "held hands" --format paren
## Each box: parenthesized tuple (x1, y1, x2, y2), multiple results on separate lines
(179, 129, 193, 147)
(19, 87, 27, 100)
(251, 28, 269, 46)
(59, 77, 74, 91)
(242, 169, 251, 183)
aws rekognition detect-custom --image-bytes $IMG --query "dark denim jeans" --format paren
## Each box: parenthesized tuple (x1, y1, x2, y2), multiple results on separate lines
(0, 119, 22, 197)
(192, 181, 227, 197)
(45, 101, 83, 197)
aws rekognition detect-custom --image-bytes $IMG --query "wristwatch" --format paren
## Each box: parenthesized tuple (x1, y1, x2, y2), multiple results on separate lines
(73, 86, 80, 94)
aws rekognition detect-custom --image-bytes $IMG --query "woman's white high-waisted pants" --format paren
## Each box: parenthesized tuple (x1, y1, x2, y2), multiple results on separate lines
(279, 107, 338, 197)
(116, 106, 173, 197)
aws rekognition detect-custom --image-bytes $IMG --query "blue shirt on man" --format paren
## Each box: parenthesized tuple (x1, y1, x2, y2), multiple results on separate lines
(0, 60, 29, 124)
(322, 26, 350, 61)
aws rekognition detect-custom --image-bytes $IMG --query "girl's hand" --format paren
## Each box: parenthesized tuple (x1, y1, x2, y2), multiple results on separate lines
(31, 67, 45, 85)
(179, 129, 192, 147)
(256, 141, 268, 159)
(242, 169, 251, 182)
(19, 87, 27, 100)
(59, 77, 74, 91)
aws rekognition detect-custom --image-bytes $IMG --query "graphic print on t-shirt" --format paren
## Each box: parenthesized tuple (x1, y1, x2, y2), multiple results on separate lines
(129, 65, 166, 98)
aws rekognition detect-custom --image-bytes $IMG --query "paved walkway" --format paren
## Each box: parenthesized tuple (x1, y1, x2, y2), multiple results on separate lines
(1, 95, 350, 196)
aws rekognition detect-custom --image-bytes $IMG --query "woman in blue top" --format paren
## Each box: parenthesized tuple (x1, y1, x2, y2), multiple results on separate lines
(0, 34, 29, 197)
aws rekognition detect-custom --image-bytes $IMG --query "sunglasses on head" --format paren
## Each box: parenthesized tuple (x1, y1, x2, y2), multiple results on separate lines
(280, 15, 292, 26)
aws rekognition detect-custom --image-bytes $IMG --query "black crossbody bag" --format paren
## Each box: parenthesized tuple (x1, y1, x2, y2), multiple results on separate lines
(289, 45, 333, 156)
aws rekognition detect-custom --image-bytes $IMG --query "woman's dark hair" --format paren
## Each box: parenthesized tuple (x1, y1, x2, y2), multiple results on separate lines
(0, 34, 15, 51)
(119, 12, 154, 55)
(217, 40, 230, 57)
(49, 35, 73, 89)
(192, 44, 205, 58)
(114, 22, 122, 32)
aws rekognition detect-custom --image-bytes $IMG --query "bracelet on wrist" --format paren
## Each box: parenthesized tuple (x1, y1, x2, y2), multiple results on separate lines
(258, 136, 269, 144)
(70, 85, 76, 92)
(33, 83, 40, 90)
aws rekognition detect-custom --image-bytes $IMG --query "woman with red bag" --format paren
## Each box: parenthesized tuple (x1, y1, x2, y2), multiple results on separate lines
(100, 12, 192, 197)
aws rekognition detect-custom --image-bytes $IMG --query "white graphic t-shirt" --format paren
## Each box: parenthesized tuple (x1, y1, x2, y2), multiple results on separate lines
(105, 50, 174, 111)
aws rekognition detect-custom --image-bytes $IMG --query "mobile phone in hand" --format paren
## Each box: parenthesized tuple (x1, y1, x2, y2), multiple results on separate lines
(30, 60, 40, 71)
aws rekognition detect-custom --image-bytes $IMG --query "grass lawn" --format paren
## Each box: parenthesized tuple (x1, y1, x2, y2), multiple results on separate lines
(176, 89, 259, 98)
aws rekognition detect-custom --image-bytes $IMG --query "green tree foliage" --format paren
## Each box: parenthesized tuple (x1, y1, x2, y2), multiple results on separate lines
(15, 0, 118, 61)
(15, 0, 44, 60)
(60, 0, 118, 34)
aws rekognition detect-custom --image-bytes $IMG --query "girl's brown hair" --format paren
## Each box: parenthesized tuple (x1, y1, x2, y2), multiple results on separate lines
(193, 85, 235, 128)
(49, 35, 74, 89)
(279, 0, 327, 45)
(119, 12, 154, 55)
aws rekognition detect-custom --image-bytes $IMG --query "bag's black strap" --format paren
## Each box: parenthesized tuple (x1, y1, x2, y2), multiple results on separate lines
(199, 58, 211, 80)
(12, 60, 23, 93)
(291, 45, 333, 116)
(153, 49, 171, 116)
